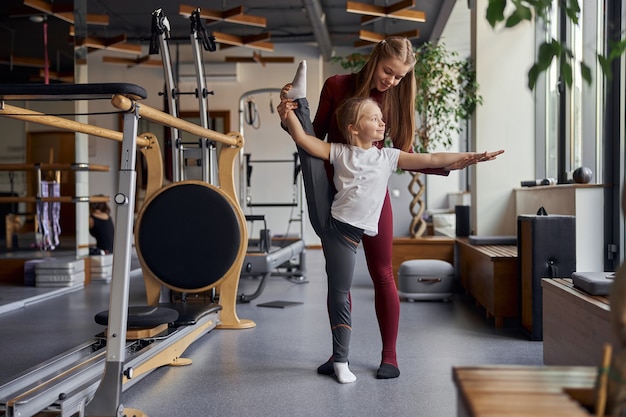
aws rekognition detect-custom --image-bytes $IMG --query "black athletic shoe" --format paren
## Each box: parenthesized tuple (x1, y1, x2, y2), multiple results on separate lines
(376, 363, 400, 379)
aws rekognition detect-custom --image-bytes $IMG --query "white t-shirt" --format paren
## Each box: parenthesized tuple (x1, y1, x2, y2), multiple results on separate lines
(329, 143, 401, 236)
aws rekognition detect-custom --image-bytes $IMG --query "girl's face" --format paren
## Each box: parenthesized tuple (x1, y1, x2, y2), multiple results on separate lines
(353, 102, 386, 145)
(371, 56, 412, 92)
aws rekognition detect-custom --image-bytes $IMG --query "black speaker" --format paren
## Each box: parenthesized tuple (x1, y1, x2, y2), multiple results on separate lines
(455, 205, 470, 237)
(517, 215, 576, 340)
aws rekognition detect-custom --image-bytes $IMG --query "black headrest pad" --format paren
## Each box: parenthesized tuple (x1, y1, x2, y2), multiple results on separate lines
(0, 83, 147, 101)
(137, 183, 241, 291)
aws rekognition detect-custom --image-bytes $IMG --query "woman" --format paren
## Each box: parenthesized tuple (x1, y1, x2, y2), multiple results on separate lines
(89, 200, 114, 254)
(281, 92, 501, 383)
(278, 37, 474, 379)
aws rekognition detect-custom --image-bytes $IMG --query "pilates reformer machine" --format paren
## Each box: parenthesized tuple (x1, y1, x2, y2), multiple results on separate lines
(0, 81, 253, 417)
(150, 9, 306, 303)
(237, 89, 307, 302)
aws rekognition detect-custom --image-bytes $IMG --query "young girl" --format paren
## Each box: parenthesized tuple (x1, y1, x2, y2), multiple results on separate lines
(281, 92, 504, 384)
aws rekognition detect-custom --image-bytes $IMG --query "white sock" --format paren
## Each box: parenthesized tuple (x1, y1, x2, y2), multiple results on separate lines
(333, 361, 356, 384)
(285, 60, 307, 99)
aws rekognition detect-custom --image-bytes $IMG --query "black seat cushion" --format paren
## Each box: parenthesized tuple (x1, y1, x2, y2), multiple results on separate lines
(137, 182, 241, 291)
(94, 306, 179, 329)
(163, 302, 222, 326)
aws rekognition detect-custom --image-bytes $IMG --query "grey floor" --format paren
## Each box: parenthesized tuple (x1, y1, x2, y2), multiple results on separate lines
(0, 247, 543, 417)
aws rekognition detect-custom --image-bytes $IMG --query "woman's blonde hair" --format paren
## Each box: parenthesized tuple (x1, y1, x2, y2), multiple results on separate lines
(336, 97, 379, 146)
(353, 36, 416, 152)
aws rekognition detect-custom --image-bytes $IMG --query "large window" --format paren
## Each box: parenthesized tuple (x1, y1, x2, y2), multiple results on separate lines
(539, 0, 626, 267)
(542, 0, 604, 183)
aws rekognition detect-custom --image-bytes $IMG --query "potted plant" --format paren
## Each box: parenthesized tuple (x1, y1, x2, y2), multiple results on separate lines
(334, 42, 482, 237)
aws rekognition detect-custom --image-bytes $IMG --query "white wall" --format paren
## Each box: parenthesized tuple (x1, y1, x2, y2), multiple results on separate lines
(470, 0, 536, 235)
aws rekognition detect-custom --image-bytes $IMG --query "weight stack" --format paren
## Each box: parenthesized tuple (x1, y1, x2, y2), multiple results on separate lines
(517, 214, 576, 341)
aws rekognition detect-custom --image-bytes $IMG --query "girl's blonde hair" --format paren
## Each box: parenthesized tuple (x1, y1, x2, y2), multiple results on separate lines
(336, 97, 379, 146)
(353, 36, 416, 152)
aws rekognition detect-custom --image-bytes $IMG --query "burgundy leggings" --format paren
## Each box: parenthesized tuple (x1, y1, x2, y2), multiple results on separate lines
(361, 191, 399, 367)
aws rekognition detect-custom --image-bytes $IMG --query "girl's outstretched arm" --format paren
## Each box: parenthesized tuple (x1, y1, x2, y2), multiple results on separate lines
(281, 107, 331, 160)
(398, 149, 504, 171)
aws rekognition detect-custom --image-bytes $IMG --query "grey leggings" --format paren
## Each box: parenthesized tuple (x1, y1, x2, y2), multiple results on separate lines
(292, 98, 363, 363)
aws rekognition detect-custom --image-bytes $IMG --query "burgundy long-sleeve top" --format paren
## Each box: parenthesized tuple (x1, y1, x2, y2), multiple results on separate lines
(312, 73, 449, 176)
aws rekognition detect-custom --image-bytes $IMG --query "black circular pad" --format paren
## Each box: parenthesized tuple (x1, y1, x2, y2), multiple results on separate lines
(94, 306, 179, 329)
(137, 183, 241, 290)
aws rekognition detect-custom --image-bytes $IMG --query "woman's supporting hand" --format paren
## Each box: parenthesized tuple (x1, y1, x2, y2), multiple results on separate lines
(277, 83, 299, 125)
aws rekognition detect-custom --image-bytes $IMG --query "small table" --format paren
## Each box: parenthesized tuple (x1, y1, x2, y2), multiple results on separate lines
(453, 365, 596, 416)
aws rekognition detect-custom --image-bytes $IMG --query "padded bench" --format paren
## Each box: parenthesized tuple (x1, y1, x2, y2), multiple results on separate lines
(456, 237, 519, 328)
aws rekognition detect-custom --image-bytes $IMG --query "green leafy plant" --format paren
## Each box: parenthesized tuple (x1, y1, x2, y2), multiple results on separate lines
(413, 42, 482, 153)
(486, 0, 626, 90)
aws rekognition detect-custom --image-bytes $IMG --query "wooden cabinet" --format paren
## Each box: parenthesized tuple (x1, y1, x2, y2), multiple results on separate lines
(456, 238, 519, 328)
(542, 278, 619, 366)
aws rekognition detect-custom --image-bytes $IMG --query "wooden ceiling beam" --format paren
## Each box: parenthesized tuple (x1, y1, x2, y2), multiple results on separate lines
(213, 31, 274, 52)
(225, 56, 294, 64)
(38, 69, 73, 83)
(102, 55, 163, 68)
(23, 0, 110, 26)
(0, 55, 46, 68)
(347, 0, 426, 24)
(69, 30, 142, 54)
(358, 29, 385, 43)
(179, 4, 266, 28)
(355, 28, 420, 48)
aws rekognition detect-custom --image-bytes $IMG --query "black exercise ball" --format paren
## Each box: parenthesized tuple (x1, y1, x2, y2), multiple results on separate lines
(572, 166, 593, 184)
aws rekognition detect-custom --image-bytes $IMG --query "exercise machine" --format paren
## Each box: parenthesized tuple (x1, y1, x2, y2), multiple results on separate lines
(237, 89, 307, 302)
(150, 7, 217, 184)
(0, 82, 252, 417)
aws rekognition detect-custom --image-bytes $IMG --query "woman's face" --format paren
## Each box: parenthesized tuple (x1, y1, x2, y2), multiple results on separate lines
(371, 56, 412, 92)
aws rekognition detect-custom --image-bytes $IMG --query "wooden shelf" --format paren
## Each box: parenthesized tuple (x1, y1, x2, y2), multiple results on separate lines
(0, 162, 111, 203)
(0, 195, 109, 204)
(0, 162, 109, 172)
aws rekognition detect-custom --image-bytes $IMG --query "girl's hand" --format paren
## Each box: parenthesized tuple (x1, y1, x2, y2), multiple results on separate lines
(444, 150, 504, 171)
(477, 149, 505, 161)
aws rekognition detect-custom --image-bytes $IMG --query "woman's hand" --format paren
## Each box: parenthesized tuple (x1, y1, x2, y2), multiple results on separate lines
(277, 83, 299, 123)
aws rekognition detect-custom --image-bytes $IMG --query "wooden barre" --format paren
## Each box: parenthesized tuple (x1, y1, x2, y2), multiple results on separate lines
(111, 94, 242, 148)
(0, 103, 151, 148)
(0, 195, 109, 203)
(0, 163, 109, 172)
